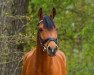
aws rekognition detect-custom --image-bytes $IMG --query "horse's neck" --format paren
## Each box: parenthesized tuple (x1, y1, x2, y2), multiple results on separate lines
(36, 42, 50, 62)
(35, 35, 52, 65)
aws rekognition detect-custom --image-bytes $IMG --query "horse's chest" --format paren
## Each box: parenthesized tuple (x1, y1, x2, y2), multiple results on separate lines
(26, 55, 63, 75)
(38, 60, 62, 75)
(48, 61, 62, 75)
(36, 63, 59, 75)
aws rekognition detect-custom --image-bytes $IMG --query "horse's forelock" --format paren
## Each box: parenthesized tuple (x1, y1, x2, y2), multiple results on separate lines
(43, 15, 55, 30)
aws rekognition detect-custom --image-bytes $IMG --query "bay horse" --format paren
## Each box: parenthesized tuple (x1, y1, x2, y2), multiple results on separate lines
(22, 8, 67, 75)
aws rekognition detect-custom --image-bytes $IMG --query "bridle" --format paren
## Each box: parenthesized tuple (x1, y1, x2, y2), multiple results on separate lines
(39, 36, 58, 52)
(38, 20, 58, 52)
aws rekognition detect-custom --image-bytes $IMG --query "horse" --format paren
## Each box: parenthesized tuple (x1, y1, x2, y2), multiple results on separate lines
(22, 8, 67, 75)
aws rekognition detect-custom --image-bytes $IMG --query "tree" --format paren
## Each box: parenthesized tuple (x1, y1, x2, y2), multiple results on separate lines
(0, 0, 29, 75)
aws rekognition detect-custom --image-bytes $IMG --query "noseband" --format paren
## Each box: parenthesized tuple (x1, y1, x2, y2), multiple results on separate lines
(38, 20, 58, 52)
(39, 36, 58, 51)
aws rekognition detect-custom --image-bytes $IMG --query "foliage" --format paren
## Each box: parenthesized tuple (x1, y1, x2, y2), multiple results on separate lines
(25, 0, 94, 75)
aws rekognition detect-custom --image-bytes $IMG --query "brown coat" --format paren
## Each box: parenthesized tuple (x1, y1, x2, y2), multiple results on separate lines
(22, 48, 67, 75)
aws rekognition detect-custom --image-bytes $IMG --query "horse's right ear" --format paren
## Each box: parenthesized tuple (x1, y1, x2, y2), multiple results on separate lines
(38, 8, 43, 20)
(50, 8, 56, 19)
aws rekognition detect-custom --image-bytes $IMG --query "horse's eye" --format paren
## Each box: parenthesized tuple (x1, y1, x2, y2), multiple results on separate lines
(39, 28, 43, 32)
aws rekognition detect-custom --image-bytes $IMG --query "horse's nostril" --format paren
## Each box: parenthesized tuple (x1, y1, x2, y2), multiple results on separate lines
(55, 46, 58, 50)
(48, 46, 51, 50)
(48, 46, 57, 51)
(48, 46, 55, 53)
(47, 46, 57, 56)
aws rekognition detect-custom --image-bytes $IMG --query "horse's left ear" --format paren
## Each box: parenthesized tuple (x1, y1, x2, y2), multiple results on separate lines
(50, 8, 56, 19)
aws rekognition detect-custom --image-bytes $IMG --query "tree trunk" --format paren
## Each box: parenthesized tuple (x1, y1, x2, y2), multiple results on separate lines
(0, 0, 29, 75)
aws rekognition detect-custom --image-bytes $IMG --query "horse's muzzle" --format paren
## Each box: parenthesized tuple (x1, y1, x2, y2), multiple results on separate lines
(47, 46, 58, 56)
